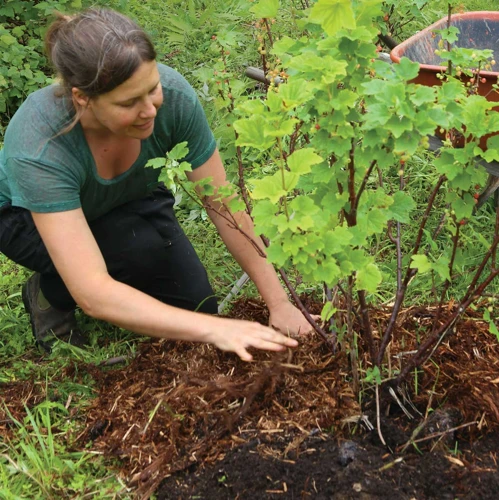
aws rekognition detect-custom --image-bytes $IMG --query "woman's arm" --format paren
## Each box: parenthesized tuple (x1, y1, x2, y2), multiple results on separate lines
(186, 149, 313, 335)
(31, 209, 298, 361)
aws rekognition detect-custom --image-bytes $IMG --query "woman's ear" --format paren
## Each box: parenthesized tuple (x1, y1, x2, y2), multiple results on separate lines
(71, 88, 90, 108)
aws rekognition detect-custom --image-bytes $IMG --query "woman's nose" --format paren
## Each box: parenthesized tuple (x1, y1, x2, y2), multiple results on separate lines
(139, 98, 157, 119)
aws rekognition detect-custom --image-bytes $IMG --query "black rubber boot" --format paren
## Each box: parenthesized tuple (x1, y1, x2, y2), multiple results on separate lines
(22, 273, 89, 352)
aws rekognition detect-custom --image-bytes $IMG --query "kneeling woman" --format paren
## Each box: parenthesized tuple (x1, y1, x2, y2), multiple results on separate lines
(0, 8, 311, 360)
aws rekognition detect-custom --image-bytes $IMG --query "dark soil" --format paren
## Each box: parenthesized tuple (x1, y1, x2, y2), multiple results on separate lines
(2, 299, 499, 499)
(159, 431, 499, 500)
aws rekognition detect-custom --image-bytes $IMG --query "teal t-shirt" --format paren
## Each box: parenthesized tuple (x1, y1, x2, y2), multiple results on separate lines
(0, 63, 216, 221)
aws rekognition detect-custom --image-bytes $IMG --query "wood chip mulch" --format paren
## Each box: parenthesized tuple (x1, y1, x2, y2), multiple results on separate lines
(1, 298, 499, 499)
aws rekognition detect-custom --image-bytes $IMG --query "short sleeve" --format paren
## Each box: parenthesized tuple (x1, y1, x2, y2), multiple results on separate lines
(175, 97, 217, 169)
(156, 65, 217, 169)
(6, 157, 81, 213)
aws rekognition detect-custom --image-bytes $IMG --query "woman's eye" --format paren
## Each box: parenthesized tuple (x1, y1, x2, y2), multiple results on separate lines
(120, 101, 136, 108)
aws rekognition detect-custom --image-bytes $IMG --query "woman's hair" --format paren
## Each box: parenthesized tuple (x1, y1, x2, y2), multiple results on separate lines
(45, 8, 157, 132)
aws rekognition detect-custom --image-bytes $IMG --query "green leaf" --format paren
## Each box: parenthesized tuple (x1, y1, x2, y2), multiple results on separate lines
(356, 263, 382, 292)
(483, 309, 499, 342)
(483, 135, 499, 162)
(394, 57, 420, 81)
(251, 173, 287, 204)
(362, 79, 386, 96)
(168, 141, 189, 161)
(289, 195, 320, 216)
(386, 115, 413, 138)
(394, 133, 420, 155)
(388, 191, 416, 223)
(146, 157, 166, 170)
(282, 233, 304, 256)
(437, 79, 465, 104)
(252, 200, 277, 221)
(266, 242, 289, 267)
(250, 0, 279, 18)
(449, 195, 474, 222)
(309, 0, 356, 36)
(234, 115, 275, 150)
(287, 148, 323, 174)
(318, 259, 342, 284)
(321, 302, 337, 322)
(363, 366, 382, 384)
(278, 78, 313, 108)
(0, 34, 16, 46)
(264, 117, 299, 138)
(323, 226, 353, 254)
(461, 95, 495, 138)
(273, 36, 298, 56)
(410, 85, 436, 106)
(410, 254, 432, 274)
(433, 255, 451, 281)
(360, 208, 388, 235)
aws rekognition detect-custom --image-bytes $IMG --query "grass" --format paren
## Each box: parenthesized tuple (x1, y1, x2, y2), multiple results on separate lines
(0, 0, 497, 497)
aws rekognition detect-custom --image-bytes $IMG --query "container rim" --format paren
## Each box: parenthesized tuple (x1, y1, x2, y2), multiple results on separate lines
(390, 11, 499, 78)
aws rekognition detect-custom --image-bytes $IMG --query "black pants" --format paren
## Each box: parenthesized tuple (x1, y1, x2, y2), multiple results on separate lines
(0, 186, 218, 314)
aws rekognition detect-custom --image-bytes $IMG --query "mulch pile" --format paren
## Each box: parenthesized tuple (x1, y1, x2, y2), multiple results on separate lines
(1, 298, 499, 499)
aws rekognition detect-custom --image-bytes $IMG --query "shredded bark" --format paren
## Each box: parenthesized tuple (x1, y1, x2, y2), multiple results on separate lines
(1, 299, 498, 498)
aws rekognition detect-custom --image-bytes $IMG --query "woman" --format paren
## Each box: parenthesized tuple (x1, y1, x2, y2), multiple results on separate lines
(0, 8, 311, 360)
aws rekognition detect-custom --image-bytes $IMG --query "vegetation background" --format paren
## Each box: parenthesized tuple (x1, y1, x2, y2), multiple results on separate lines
(0, 0, 497, 498)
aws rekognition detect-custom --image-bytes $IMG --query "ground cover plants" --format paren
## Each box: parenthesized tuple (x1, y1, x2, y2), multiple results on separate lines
(1, 0, 499, 498)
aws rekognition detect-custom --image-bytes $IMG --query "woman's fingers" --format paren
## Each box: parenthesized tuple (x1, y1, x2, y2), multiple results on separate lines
(212, 319, 299, 361)
(235, 346, 253, 362)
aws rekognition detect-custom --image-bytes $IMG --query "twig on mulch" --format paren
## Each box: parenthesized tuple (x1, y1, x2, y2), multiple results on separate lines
(398, 421, 478, 453)
(99, 355, 135, 367)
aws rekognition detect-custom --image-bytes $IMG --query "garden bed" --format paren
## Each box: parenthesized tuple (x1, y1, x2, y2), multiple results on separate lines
(3, 298, 499, 499)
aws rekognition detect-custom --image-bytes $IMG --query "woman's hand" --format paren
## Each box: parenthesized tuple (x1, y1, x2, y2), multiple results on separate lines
(206, 317, 298, 362)
(268, 300, 318, 336)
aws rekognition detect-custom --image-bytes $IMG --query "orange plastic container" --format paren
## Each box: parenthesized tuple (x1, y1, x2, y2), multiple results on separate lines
(390, 11, 499, 148)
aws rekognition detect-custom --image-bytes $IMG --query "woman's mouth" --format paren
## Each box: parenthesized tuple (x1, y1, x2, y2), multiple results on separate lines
(134, 120, 154, 130)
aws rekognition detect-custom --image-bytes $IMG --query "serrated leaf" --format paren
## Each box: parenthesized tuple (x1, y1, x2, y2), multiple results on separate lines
(287, 148, 323, 174)
(389, 191, 416, 223)
(278, 78, 313, 108)
(289, 195, 320, 215)
(266, 242, 288, 267)
(483, 135, 499, 162)
(273, 36, 297, 56)
(252, 200, 277, 221)
(146, 157, 166, 169)
(168, 141, 189, 161)
(323, 226, 353, 254)
(433, 255, 451, 281)
(309, 0, 356, 36)
(394, 57, 420, 81)
(461, 95, 495, 138)
(234, 115, 275, 150)
(250, 0, 279, 19)
(356, 263, 382, 292)
(410, 85, 436, 106)
(318, 259, 342, 284)
(394, 133, 420, 155)
(251, 173, 287, 204)
(0, 34, 16, 46)
(410, 254, 432, 273)
(386, 115, 413, 138)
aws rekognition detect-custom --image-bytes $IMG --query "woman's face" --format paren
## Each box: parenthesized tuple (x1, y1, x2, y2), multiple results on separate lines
(76, 60, 163, 139)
